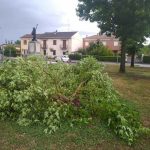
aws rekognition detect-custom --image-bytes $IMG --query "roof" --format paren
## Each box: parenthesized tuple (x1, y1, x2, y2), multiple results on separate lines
(84, 34, 119, 41)
(21, 32, 77, 39)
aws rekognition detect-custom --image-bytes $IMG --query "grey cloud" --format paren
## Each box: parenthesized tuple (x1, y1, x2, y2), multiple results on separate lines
(0, 0, 66, 43)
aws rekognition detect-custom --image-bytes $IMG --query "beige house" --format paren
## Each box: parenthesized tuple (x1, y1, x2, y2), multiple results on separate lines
(21, 31, 82, 57)
(83, 34, 121, 53)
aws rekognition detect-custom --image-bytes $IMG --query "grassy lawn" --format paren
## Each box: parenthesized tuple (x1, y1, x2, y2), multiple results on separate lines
(0, 64, 150, 150)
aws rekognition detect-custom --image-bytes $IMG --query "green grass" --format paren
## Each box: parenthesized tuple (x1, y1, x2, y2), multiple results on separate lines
(0, 64, 150, 150)
(105, 65, 150, 127)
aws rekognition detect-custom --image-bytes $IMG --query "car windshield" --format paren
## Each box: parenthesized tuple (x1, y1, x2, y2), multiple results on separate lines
(63, 55, 68, 58)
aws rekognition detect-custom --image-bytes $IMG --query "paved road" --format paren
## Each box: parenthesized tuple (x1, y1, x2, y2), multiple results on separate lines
(101, 62, 150, 68)
(71, 60, 150, 68)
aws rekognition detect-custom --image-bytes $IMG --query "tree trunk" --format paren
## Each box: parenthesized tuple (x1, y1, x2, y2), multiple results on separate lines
(130, 50, 135, 67)
(119, 41, 126, 73)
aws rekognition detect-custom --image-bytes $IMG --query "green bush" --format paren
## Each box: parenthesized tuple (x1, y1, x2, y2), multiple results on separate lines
(0, 56, 146, 145)
(69, 53, 82, 60)
(143, 56, 150, 64)
(94, 56, 121, 62)
(69, 54, 120, 62)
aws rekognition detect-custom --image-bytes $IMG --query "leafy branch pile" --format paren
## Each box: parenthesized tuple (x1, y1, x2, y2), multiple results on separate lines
(0, 56, 145, 145)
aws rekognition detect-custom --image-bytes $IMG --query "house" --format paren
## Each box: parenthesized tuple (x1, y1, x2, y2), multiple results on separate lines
(14, 44, 21, 56)
(0, 44, 7, 51)
(83, 34, 121, 53)
(20, 31, 83, 57)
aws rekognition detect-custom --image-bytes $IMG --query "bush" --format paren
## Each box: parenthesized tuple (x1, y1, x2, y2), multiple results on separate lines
(94, 56, 121, 62)
(143, 56, 150, 64)
(0, 56, 146, 145)
(69, 54, 121, 62)
(69, 53, 82, 60)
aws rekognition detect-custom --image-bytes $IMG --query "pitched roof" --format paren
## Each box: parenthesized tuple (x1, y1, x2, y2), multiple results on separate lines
(21, 32, 77, 39)
(84, 34, 119, 41)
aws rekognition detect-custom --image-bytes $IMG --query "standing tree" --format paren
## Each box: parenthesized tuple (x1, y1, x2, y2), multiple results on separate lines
(15, 40, 21, 45)
(125, 39, 143, 67)
(77, 0, 150, 73)
(4, 45, 17, 57)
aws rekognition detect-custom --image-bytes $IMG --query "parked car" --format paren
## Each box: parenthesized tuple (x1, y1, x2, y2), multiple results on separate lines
(61, 55, 70, 62)
(55, 55, 70, 62)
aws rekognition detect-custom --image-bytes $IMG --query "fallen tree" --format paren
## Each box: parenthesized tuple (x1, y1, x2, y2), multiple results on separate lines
(0, 56, 148, 145)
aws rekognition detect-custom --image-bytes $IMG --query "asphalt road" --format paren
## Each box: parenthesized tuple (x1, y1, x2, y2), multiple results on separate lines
(101, 62, 150, 68)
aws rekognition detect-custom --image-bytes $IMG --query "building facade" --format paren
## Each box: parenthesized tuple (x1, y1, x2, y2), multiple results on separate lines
(83, 34, 121, 53)
(21, 31, 83, 57)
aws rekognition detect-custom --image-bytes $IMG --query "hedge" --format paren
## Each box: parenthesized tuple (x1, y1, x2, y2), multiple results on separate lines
(69, 53, 82, 60)
(94, 56, 121, 62)
(143, 56, 150, 64)
(69, 54, 121, 62)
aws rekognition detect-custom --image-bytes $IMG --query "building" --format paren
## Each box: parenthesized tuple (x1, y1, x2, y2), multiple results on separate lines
(83, 34, 121, 53)
(21, 31, 83, 57)
(0, 44, 7, 51)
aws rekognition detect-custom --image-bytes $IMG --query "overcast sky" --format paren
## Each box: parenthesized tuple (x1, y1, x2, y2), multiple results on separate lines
(0, 0, 99, 44)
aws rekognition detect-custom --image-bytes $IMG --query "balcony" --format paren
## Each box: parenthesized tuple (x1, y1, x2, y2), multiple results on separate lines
(60, 45, 68, 50)
(42, 44, 48, 50)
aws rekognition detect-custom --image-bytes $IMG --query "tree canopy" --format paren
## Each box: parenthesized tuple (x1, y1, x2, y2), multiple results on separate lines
(77, 0, 150, 72)
(4, 45, 17, 57)
(139, 44, 150, 56)
(15, 40, 21, 45)
(78, 42, 113, 56)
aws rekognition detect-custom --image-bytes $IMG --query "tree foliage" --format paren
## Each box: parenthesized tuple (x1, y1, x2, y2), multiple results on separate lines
(4, 45, 17, 57)
(0, 56, 148, 145)
(15, 40, 21, 45)
(77, 0, 150, 72)
(139, 45, 150, 56)
(78, 42, 113, 56)
(125, 39, 143, 67)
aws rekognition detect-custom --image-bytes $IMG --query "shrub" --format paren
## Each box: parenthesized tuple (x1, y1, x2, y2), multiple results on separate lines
(69, 53, 82, 60)
(94, 56, 121, 62)
(69, 54, 121, 62)
(143, 56, 150, 64)
(0, 56, 146, 145)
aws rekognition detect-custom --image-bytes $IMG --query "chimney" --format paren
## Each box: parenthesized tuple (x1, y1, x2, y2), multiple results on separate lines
(54, 30, 58, 34)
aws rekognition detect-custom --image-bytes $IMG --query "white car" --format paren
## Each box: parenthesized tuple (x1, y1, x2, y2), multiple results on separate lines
(55, 55, 70, 63)
(61, 55, 70, 62)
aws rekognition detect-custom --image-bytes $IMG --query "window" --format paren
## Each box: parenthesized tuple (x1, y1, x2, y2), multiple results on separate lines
(85, 42, 89, 47)
(53, 40, 57, 45)
(63, 40, 66, 48)
(43, 40, 47, 49)
(24, 40, 27, 45)
(114, 41, 118, 46)
(102, 41, 106, 46)
(53, 50, 56, 55)
(43, 49, 46, 55)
